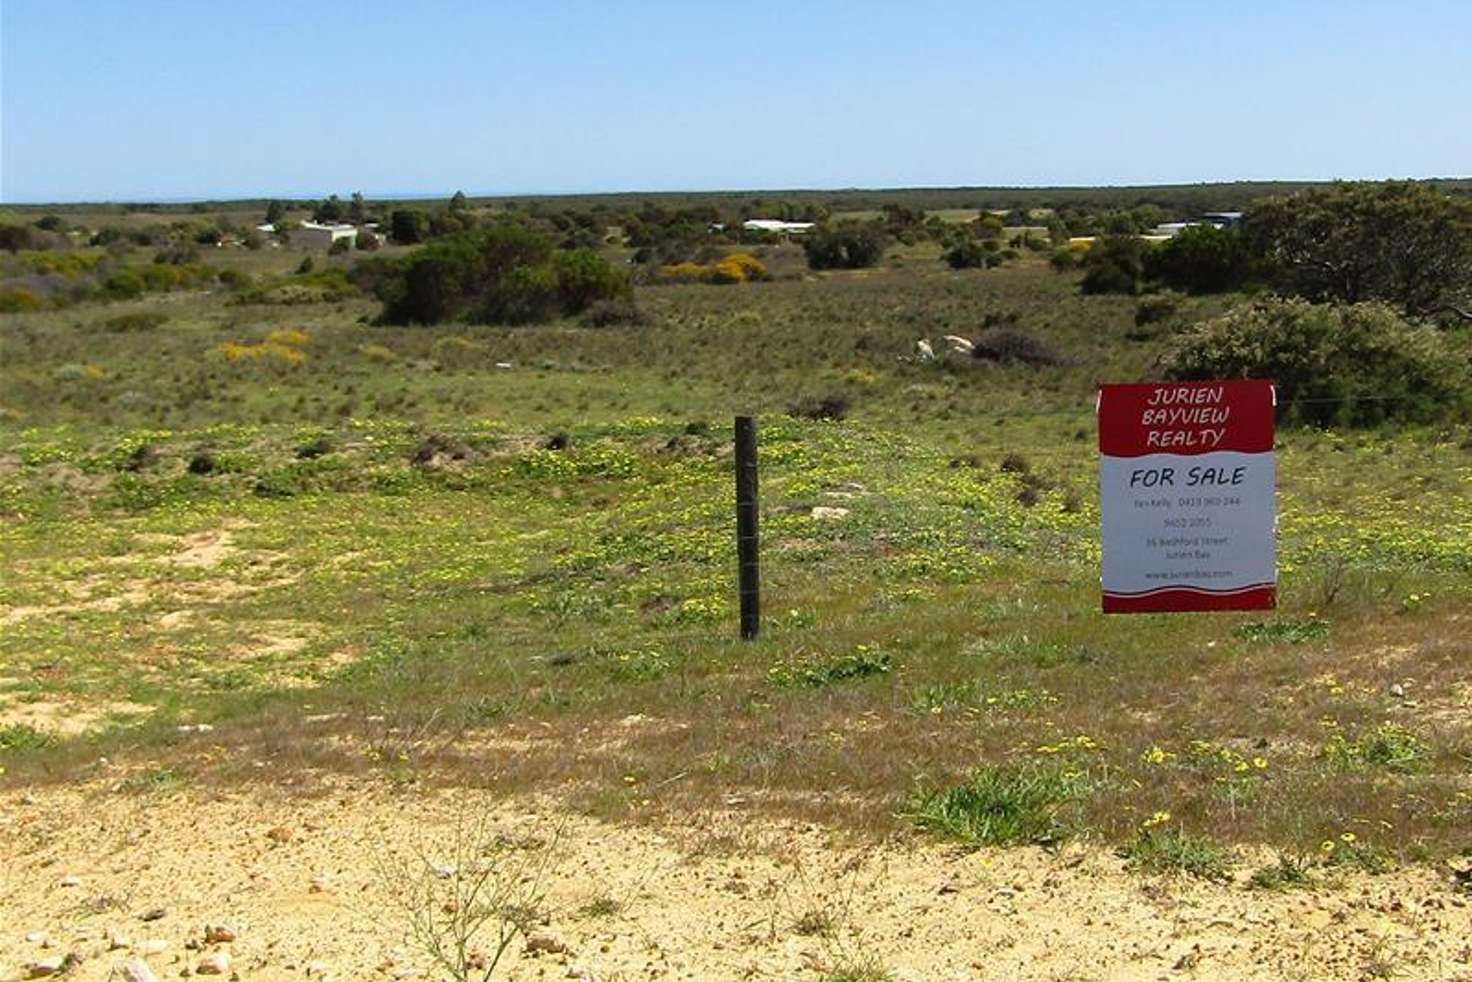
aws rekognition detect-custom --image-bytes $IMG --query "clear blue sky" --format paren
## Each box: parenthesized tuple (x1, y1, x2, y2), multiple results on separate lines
(3, 0, 1470, 203)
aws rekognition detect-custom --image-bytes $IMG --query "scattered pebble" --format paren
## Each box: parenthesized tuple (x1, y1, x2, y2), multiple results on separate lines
(203, 923, 236, 943)
(525, 933, 571, 955)
(266, 825, 295, 843)
(24, 956, 65, 979)
(58, 875, 80, 888)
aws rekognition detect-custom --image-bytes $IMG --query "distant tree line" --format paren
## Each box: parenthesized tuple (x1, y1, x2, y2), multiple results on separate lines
(1070, 182, 1472, 324)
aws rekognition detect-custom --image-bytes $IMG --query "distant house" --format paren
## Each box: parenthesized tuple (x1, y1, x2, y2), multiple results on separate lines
(292, 221, 360, 249)
(1150, 212, 1247, 238)
(742, 219, 815, 236)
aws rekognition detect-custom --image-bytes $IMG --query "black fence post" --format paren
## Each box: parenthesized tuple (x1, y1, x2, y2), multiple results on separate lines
(734, 415, 760, 640)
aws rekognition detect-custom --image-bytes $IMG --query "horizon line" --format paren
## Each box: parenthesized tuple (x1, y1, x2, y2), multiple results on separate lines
(6, 175, 1472, 208)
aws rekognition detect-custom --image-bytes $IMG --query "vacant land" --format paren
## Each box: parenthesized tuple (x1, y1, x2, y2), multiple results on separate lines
(2, 225, 1471, 979)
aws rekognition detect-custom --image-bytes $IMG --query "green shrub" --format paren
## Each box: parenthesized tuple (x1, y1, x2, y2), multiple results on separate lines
(0, 286, 47, 313)
(1161, 298, 1471, 426)
(1119, 828, 1236, 880)
(103, 268, 146, 299)
(0, 224, 35, 252)
(1134, 293, 1181, 327)
(803, 222, 886, 270)
(378, 226, 628, 326)
(1145, 224, 1257, 294)
(1081, 235, 1147, 295)
(1323, 723, 1428, 773)
(944, 238, 988, 269)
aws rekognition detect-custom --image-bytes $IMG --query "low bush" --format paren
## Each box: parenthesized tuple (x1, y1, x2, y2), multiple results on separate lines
(105, 311, 168, 332)
(579, 298, 648, 327)
(654, 252, 767, 285)
(1161, 298, 1471, 425)
(971, 326, 1065, 367)
(787, 393, 851, 421)
(0, 286, 47, 313)
(377, 226, 629, 325)
(1134, 293, 1181, 327)
(1081, 235, 1148, 295)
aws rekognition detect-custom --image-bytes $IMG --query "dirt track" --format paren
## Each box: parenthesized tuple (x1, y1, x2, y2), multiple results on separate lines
(3, 782, 1470, 981)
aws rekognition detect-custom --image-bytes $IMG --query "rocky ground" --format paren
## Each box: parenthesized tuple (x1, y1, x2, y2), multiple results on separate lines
(4, 781, 1472, 981)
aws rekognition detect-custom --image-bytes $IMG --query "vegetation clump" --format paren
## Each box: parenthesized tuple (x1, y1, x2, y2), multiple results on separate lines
(374, 225, 630, 326)
(970, 327, 1065, 367)
(907, 762, 1085, 845)
(803, 223, 886, 270)
(1162, 298, 1470, 426)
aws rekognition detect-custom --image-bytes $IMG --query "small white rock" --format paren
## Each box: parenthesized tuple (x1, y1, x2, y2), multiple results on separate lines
(195, 950, 230, 975)
(136, 939, 168, 956)
(24, 931, 48, 944)
(59, 875, 81, 888)
(810, 506, 850, 520)
(24, 957, 64, 979)
(117, 957, 160, 982)
(107, 930, 131, 950)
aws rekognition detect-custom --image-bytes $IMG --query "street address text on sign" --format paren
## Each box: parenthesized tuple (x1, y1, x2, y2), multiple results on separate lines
(1098, 379, 1276, 613)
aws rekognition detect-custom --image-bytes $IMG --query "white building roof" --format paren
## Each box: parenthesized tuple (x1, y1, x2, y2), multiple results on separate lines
(743, 219, 815, 233)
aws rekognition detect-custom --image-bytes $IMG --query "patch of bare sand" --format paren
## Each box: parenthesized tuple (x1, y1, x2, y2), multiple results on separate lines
(2, 782, 1469, 981)
(0, 698, 150, 737)
(2, 522, 300, 627)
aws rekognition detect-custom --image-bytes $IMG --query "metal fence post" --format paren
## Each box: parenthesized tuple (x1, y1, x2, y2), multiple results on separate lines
(734, 415, 760, 640)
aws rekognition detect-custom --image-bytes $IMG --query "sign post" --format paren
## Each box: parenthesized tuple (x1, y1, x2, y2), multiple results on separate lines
(1098, 380, 1276, 613)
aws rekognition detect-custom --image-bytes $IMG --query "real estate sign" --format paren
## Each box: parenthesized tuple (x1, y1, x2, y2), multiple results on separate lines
(1098, 379, 1276, 613)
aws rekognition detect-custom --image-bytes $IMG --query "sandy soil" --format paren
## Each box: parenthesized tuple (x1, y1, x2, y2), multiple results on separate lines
(3, 782, 1471, 981)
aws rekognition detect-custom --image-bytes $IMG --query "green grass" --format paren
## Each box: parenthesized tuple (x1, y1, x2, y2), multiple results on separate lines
(1118, 828, 1237, 880)
(1247, 854, 1316, 891)
(906, 763, 1087, 846)
(0, 239, 1470, 864)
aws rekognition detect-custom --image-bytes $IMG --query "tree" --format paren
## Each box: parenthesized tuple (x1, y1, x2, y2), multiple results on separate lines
(315, 194, 345, 222)
(391, 209, 428, 244)
(348, 192, 367, 224)
(449, 190, 469, 212)
(265, 200, 286, 225)
(1244, 181, 1472, 318)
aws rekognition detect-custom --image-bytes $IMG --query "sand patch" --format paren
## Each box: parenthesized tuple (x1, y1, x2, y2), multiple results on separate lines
(2, 782, 1470, 981)
(0, 697, 151, 737)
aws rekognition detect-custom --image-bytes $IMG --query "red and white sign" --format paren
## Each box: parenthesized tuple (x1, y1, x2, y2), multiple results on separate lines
(1098, 379, 1276, 613)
